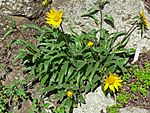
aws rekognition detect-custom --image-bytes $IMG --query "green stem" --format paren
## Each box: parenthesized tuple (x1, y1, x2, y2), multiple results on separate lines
(60, 24, 69, 46)
(121, 24, 138, 43)
(100, 9, 103, 29)
(123, 21, 137, 39)
(15, 27, 25, 39)
(113, 22, 138, 49)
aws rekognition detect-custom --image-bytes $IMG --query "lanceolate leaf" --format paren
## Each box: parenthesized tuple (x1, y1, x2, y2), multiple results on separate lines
(58, 61, 69, 85)
(21, 24, 44, 32)
(77, 73, 83, 85)
(44, 60, 50, 73)
(77, 60, 87, 71)
(65, 98, 73, 113)
(89, 62, 100, 85)
(78, 95, 86, 104)
(49, 53, 66, 62)
(41, 86, 55, 94)
(81, 7, 99, 25)
(13, 49, 26, 62)
(65, 67, 74, 82)
(110, 31, 127, 43)
(40, 74, 49, 86)
(81, 8, 99, 17)
(104, 14, 115, 28)
(85, 82, 91, 93)
(13, 39, 38, 53)
(4, 28, 15, 38)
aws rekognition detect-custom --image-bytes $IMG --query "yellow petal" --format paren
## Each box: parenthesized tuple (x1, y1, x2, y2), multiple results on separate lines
(116, 79, 123, 83)
(58, 10, 63, 16)
(109, 85, 115, 92)
(104, 83, 109, 91)
(113, 83, 119, 91)
(117, 82, 122, 87)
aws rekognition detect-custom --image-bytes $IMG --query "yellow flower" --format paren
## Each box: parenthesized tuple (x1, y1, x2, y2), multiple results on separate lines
(45, 8, 63, 28)
(104, 73, 122, 93)
(42, 0, 48, 6)
(87, 41, 94, 47)
(67, 90, 73, 97)
(139, 10, 149, 29)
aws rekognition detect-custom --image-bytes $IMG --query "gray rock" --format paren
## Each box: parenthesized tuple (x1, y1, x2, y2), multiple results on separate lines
(0, 0, 44, 18)
(73, 86, 115, 113)
(119, 106, 150, 113)
(54, 0, 150, 52)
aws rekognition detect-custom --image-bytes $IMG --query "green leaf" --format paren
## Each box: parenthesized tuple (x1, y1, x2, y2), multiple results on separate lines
(65, 98, 73, 113)
(104, 14, 114, 28)
(85, 82, 91, 93)
(91, 82, 99, 91)
(57, 41, 65, 48)
(116, 62, 127, 73)
(81, 7, 99, 17)
(78, 95, 86, 104)
(4, 28, 14, 38)
(38, 43, 53, 47)
(13, 49, 26, 62)
(53, 90, 66, 101)
(81, 7, 99, 25)
(118, 58, 129, 65)
(88, 15, 99, 25)
(32, 53, 39, 63)
(13, 39, 38, 53)
(77, 73, 83, 85)
(85, 65, 93, 77)
(121, 36, 130, 47)
(77, 60, 87, 71)
(21, 24, 44, 32)
(65, 67, 74, 82)
(69, 26, 79, 38)
(99, 0, 110, 9)
(43, 51, 56, 60)
(69, 84, 78, 90)
(58, 61, 69, 85)
(41, 86, 55, 94)
(44, 60, 50, 72)
(36, 63, 44, 74)
(133, 15, 140, 20)
(38, 30, 53, 41)
(49, 53, 66, 62)
(106, 65, 117, 73)
(99, 28, 109, 40)
(40, 74, 49, 86)
(50, 72, 58, 84)
(139, 87, 147, 96)
(89, 62, 100, 85)
(110, 32, 127, 43)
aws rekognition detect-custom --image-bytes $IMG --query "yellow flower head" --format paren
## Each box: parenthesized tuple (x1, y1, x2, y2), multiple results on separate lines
(42, 0, 48, 6)
(67, 90, 73, 97)
(139, 9, 149, 29)
(87, 41, 94, 47)
(45, 8, 63, 28)
(104, 73, 122, 93)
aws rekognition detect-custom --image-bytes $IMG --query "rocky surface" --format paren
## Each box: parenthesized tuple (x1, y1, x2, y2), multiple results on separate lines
(0, 0, 44, 18)
(119, 106, 150, 113)
(73, 86, 150, 113)
(54, 0, 150, 52)
(1, 0, 150, 51)
(73, 86, 115, 113)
